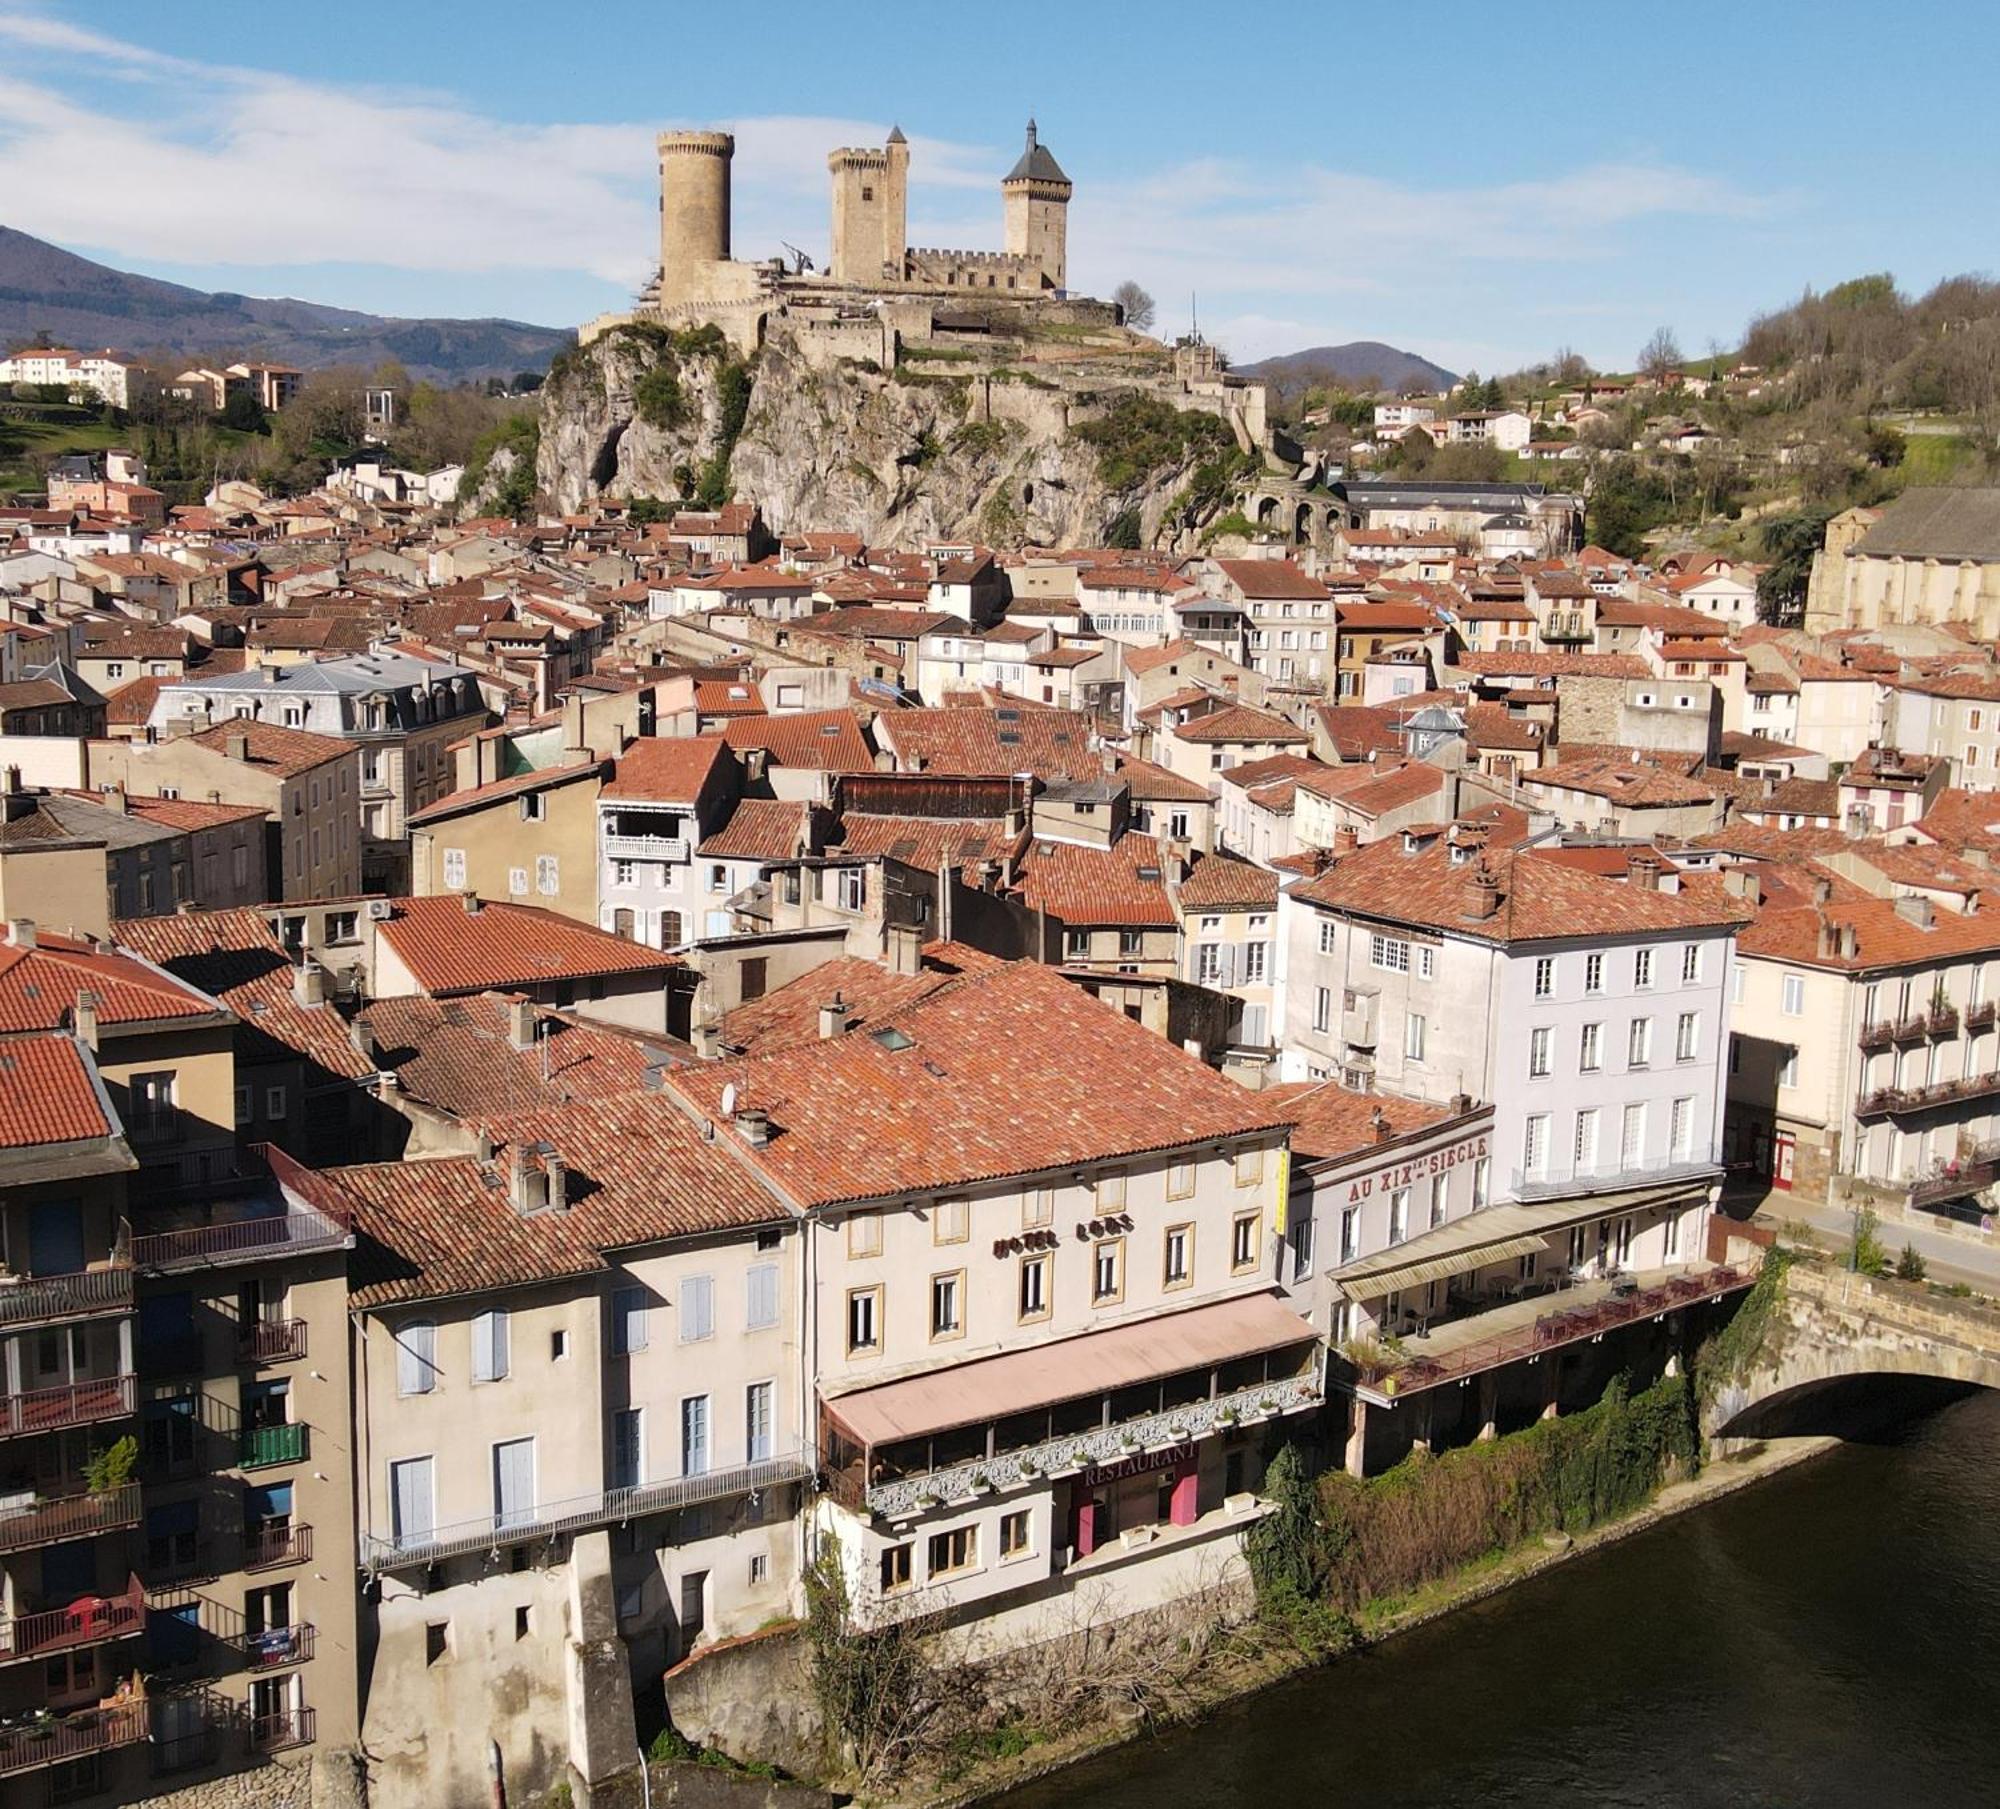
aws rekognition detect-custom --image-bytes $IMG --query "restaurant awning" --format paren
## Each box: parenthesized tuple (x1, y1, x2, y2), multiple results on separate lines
(821, 1291, 1318, 1448)
(1327, 1179, 1713, 1303)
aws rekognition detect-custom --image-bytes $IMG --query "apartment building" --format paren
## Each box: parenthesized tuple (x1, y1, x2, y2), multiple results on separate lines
(1724, 856, 2000, 1201)
(1280, 829, 1742, 1219)
(665, 961, 1318, 1651)
(1208, 560, 1334, 690)
(1178, 855, 1281, 1072)
(595, 737, 741, 948)
(409, 758, 608, 925)
(1886, 675, 2000, 792)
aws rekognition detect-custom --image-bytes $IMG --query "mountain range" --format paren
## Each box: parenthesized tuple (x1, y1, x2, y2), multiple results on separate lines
(1235, 339, 1458, 398)
(0, 227, 573, 386)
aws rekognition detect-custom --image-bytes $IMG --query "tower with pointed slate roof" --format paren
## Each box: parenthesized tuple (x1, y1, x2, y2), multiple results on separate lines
(1001, 118, 1072, 292)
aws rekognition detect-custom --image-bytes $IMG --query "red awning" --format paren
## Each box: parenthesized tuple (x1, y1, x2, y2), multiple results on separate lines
(823, 1292, 1316, 1448)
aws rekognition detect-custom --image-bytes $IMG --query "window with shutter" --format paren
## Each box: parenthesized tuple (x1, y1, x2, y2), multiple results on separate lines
(745, 1263, 779, 1330)
(472, 1308, 510, 1383)
(396, 1321, 436, 1396)
(680, 1275, 715, 1343)
(492, 1437, 535, 1528)
(391, 1456, 434, 1549)
(611, 1287, 648, 1354)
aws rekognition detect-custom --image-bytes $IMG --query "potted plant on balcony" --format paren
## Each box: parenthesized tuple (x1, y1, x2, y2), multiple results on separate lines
(1018, 1453, 1041, 1479)
(1216, 1404, 1239, 1427)
(83, 1435, 137, 1496)
(969, 1471, 993, 1495)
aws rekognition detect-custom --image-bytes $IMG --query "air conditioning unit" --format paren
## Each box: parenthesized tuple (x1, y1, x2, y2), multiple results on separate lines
(366, 900, 393, 921)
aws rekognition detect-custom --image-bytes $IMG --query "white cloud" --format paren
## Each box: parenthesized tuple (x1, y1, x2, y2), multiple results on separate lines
(0, 8, 1776, 365)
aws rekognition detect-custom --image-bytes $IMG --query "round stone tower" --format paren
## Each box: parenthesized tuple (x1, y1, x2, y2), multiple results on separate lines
(657, 129, 734, 307)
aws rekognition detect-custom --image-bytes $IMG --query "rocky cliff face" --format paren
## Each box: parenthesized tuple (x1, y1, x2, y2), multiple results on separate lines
(534, 320, 1238, 549)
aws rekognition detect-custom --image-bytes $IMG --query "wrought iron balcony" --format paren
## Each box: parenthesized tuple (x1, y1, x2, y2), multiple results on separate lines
(248, 1706, 316, 1754)
(0, 1699, 147, 1777)
(1909, 1142, 2000, 1209)
(239, 1621, 314, 1670)
(132, 1200, 351, 1274)
(0, 1373, 135, 1440)
(1969, 999, 1998, 1033)
(238, 1319, 308, 1365)
(1927, 1002, 1960, 1038)
(1509, 1153, 1720, 1200)
(1857, 1070, 2000, 1119)
(0, 1264, 133, 1331)
(242, 1521, 312, 1571)
(0, 1481, 141, 1554)
(239, 1422, 308, 1470)
(362, 1445, 811, 1573)
(0, 1575, 144, 1666)
(848, 1373, 1323, 1523)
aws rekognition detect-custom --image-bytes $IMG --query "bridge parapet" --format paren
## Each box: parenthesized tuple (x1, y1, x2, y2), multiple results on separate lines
(1704, 1253, 2000, 1440)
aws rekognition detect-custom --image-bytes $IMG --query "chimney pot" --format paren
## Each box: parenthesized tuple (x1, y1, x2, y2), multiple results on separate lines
(72, 989, 98, 1052)
(461, 890, 482, 915)
(734, 1105, 773, 1148)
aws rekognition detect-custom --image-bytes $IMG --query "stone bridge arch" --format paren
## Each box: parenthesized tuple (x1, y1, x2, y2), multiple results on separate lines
(1704, 1259, 2000, 1441)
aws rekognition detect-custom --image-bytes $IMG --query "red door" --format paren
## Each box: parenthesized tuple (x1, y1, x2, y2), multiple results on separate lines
(1772, 1131, 1796, 1191)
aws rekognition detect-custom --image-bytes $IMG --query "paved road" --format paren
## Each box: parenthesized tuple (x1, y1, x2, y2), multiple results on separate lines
(1743, 1186, 2000, 1292)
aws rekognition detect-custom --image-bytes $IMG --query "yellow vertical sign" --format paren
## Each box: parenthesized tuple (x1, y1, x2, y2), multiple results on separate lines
(1272, 1146, 1291, 1238)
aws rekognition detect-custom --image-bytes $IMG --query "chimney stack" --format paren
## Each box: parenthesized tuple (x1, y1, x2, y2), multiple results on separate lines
(819, 992, 848, 1040)
(886, 922, 922, 975)
(73, 989, 98, 1052)
(1627, 850, 1662, 891)
(690, 1017, 723, 1060)
(508, 997, 536, 1050)
(226, 732, 250, 763)
(545, 1154, 569, 1212)
(461, 891, 482, 916)
(1370, 1107, 1392, 1143)
(293, 961, 327, 1008)
(7, 919, 36, 950)
(734, 1105, 773, 1148)
(1894, 894, 1935, 931)
(1470, 862, 1501, 919)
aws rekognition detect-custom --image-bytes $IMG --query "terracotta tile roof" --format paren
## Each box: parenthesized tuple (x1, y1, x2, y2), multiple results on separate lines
(1113, 754, 1210, 803)
(407, 758, 605, 827)
(876, 707, 1099, 781)
(354, 993, 654, 1116)
(602, 736, 730, 802)
(184, 718, 352, 776)
(1912, 789, 2000, 855)
(1213, 560, 1331, 601)
(1522, 756, 1721, 808)
(1309, 702, 1405, 762)
(830, 813, 1020, 879)
(0, 1033, 118, 1149)
(720, 710, 875, 774)
(697, 797, 810, 861)
(109, 795, 266, 832)
(1261, 1079, 1460, 1162)
(1167, 703, 1309, 746)
(0, 930, 225, 1031)
(1290, 836, 1751, 945)
(668, 960, 1291, 1209)
(111, 908, 371, 1078)
(1330, 760, 1450, 819)
(1456, 651, 1651, 680)
(375, 898, 679, 996)
(694, 678, 767, 716)
(1178, 854, 1279, 910)
(719, 947, 998, 1057)
(1729, 863, 2000, 972)
(1013, 831, 1177, 927)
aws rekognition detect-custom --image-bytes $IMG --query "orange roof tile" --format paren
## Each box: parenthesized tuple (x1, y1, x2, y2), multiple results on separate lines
(375, 898, 678, 996)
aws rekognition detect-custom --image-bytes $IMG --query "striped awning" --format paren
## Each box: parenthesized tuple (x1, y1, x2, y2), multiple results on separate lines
(1329, 1233, 1550, 1302)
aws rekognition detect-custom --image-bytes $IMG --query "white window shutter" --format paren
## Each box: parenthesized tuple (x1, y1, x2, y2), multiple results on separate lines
(397, 1321, 436, 1396)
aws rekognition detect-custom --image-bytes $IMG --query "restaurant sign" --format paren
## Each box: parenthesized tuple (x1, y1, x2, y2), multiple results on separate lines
(1080, 1441, 1195, 1489)
(1341, 1132, 1489, 1206)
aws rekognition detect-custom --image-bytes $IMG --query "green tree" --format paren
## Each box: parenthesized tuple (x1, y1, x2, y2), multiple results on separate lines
(1850, 1207, 1890, 1277)
(219, 387, 267, 434)
(1586, 456, 1676, 558)
(1756, 504, 1836, 624)
(1896, 1243, 1929, 1282)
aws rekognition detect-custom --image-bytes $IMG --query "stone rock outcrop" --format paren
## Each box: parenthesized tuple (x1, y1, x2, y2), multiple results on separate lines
(535, 319, 1241, 549)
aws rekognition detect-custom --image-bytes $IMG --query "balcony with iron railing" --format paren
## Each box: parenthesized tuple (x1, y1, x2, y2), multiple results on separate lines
(1333, 1263, 1757, 1401)
(239, 1622, 314, 1671)
(0, 1481, 142, 1554)
(248, 1706, 315, 1753)
(1857, 1068, 2000, 1120)
(1510, 1152, 1721, 1201)
(0, 1373, 135, 1440)
(0, 1264, 133, 1333)
(1909, 1140, 2000, 1210)
(132, 1200, 351, 1275)
(1969, 999, 1998, 1033)
(237, 1320, 307, 1366)
(0, 1698, 147, 1777)
(362, 1445, 812, 1573)
(238, 1422, 308, 1471)
(242, 1521, 312, 1572)
(604, 832, 691, 863)
(0, 1575, 144, 1666)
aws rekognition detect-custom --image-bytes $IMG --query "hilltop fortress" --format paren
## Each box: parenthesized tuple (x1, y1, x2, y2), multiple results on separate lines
(582, 120, 1089, 353)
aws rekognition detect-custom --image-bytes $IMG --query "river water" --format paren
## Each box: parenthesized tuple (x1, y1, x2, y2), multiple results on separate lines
(995, 1384, 2000, 1809)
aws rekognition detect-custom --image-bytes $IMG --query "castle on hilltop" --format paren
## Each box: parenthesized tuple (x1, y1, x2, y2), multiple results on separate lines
(581, 120, 1095, 353)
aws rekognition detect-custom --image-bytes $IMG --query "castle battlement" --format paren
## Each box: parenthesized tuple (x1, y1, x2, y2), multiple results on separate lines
(907, 247, 1039, 267)
(828, 147, 891, 169)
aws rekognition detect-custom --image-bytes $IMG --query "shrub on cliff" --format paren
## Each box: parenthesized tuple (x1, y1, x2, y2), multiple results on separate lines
(1073, 392, 1232, 490)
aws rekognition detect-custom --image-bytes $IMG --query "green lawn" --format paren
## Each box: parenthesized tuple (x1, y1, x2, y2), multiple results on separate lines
(1896, 431, 1981, 486)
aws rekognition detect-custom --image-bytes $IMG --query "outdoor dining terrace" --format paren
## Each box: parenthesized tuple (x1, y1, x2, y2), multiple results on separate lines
(1336, 1260, 1757, 1402)
(0, 1575, 144, 1666)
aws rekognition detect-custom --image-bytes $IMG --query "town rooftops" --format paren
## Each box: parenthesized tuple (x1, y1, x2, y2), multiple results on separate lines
(1262, 1078, 1473, 1163)
(1166, 702, 1309, 746)
(1212, 560, 1330, 602)
(184, 718, 354, 775)
(718, 944, 1004, 1057)
(601, 736, 730, 802)
(1013, 831, 1177, 927)
(0, 1032, 129, 1159)
(666, 959, 1291, 1211)
(373, 897, 679, 996)
(720, 709, 875, 774)
(1851, 487, 2000, 562)
(0, 925, 229, 1032)
(1177, 853, 1279, 911)
(407, 758, 607, 828)
(1289, 835, 1750, 946)
(874, 706, 1098, 781)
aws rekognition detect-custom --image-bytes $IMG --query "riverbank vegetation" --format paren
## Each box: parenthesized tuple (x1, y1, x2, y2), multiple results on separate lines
(1248, 1373, 1701, 1653)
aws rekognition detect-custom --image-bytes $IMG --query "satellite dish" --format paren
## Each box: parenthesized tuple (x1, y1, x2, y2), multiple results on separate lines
(720, 1082, 739, 1119)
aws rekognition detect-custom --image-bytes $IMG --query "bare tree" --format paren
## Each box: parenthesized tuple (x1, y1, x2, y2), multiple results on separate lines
(1111, 281, 1157, 334)
(1638, 326, 1685, 381)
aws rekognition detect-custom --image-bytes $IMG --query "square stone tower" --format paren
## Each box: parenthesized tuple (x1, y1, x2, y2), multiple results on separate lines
(1001, 120, 1072, 292)
(828, 128, 909, 285)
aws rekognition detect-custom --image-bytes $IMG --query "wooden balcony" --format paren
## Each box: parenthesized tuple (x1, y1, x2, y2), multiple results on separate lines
(0, 1374, 135, 1440)
(0, 1264, 133, 1332)
(0, 1482, 142, 1554)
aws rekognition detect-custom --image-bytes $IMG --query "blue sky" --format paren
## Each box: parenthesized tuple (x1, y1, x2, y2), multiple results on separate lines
(2, 0, 1995, 374)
